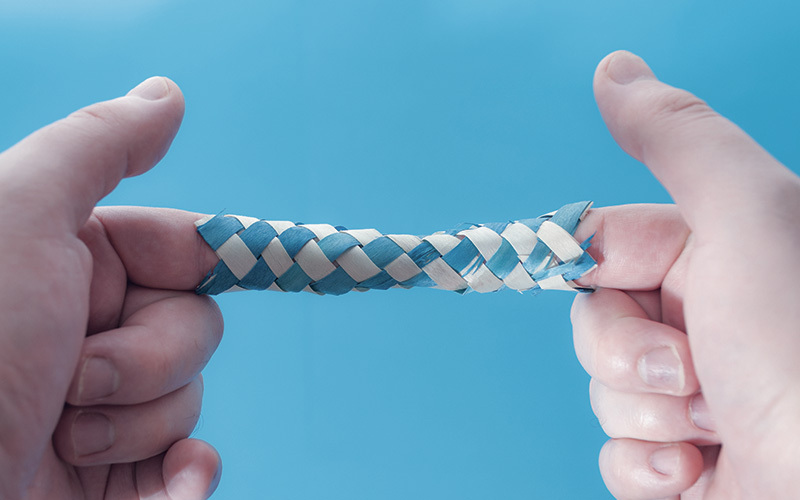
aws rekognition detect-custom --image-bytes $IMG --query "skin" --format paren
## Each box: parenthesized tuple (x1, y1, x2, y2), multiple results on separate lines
(0, 77, 222, 499)
(2, 52, 797, 500)
(571, 51, 800, 499)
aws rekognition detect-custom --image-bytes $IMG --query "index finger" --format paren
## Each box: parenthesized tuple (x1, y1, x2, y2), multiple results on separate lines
(95, 206, 218, 290)
(574, 204, 690, 290)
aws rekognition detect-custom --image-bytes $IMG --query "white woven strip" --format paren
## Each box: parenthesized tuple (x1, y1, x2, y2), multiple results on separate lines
(384, 254, 422, 282)
(423, 234, 461, 255)
(343, 228, 383, 246)
(262, 239, 293, 277)
(294, 242, 337, 281)
(466, 265, 505, 293)
(303, 223, 339, 239)
(387, 234, 422, 252)
(503, 263, 537, 290)
(460, 226, 503, 260)
(423, 258, 469, 290)
(537, 221, 584, 262)
(500, 222, 538, 258)
(216, 235, 257, 280)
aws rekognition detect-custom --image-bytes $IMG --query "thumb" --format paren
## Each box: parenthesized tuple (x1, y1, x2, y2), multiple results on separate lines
(0, 76, 185, 236)
(593, 50, 798, 233)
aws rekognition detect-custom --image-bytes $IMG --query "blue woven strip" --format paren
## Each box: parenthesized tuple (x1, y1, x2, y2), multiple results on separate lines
(400, 271, 437, 289)
(318, 232, 360, 261)
(311, 267, 357, 295)
(357, 270, 398, 290)
(441, 238, 479, 273)
(196, 260, 237, 295)
(195, 201, 596, 296)
(362, 237, 405, 268)
(485, 239, 519, 280)
(406, 241, 441, 269)
(240, 259, 277, 290)
(275, 263, 313, 292)
(197, 216, 243, 251)
(239, 221, 278, 255)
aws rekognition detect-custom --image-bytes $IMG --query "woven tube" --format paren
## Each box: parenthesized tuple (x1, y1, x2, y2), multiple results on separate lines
(195, 201, 596, 296)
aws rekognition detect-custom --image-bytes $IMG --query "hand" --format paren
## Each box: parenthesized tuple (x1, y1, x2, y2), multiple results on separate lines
(0, 77, 223, 499)
(571, 51, 800, 499)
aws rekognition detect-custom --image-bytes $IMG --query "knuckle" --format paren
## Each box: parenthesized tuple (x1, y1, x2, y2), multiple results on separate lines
(596, 412, 624, 440)
(654, 88, 709, 116)
(182, 377, 205, 426)
(590, 380, 665, 441)
(633, 406, 661, 436)
(66, 102, 124, 133)
(163, 379, 205, 444)
(598, 440, 629, 497)
(643, 87, 717, 131)
(589, 381, 618, 437)
(151, 345, 172, 382)
(593, 332, 631, 386)
(51, 406, 81, 461)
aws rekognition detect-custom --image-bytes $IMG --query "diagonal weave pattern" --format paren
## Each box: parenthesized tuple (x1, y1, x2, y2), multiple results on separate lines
(195, 201, 596, 296)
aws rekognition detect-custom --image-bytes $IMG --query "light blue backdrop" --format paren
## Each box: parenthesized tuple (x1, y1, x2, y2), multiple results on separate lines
(1, 1, 798, 498)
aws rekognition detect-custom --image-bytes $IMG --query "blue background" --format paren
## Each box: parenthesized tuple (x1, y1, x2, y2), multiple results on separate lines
(1, 1, 798, 498)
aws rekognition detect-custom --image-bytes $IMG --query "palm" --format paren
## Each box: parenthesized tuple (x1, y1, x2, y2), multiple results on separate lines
(684, 229, 800, 497)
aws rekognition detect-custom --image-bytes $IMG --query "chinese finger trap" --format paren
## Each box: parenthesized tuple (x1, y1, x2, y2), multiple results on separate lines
(195, 201, 596, 296)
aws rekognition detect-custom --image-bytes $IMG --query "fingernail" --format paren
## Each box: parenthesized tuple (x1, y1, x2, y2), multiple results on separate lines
(689, 393, 716, 432)
(606, 51, 656, 85)
(649, 444, 680, 476)
(638, 346, 685, 392)
(128, 76, 170, 100)
(78, 357, 119, 402)
(72, 412, 115, 457)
